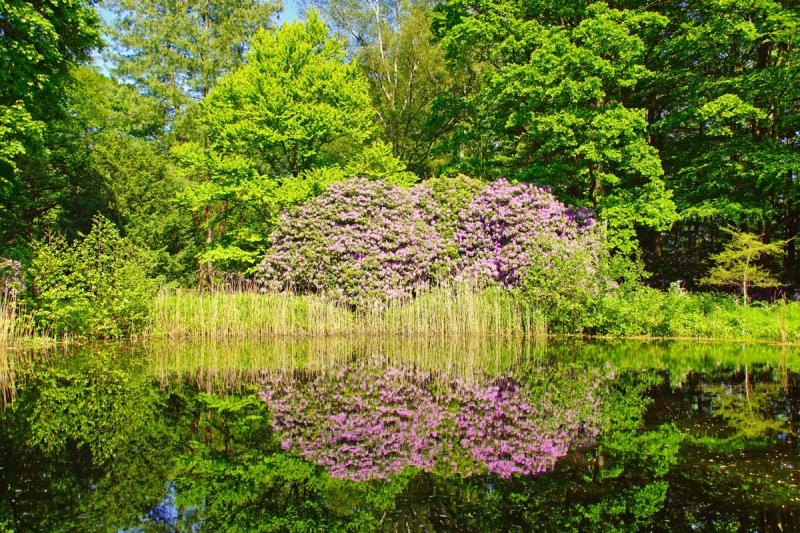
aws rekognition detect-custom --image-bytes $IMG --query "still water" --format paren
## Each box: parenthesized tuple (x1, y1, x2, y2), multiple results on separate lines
(0, 338, 797, 532)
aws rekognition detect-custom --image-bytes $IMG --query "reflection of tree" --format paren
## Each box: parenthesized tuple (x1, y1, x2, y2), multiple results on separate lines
(1, 347, 798, 532)
(0, 348, 178, 532)
(704, 365, 787, 443)
(654, 364, 800, 532)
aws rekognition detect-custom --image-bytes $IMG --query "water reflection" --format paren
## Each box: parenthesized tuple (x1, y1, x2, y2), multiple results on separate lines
(261, 361, 603, 480)
(0, 339, 796, 532)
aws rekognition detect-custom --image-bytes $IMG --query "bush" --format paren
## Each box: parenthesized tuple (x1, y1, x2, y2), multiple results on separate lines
(257, 178, 454, 307)
(456, 179, 602, 288)
(258, 176, 606, 310)
(28, 215, 159, 338)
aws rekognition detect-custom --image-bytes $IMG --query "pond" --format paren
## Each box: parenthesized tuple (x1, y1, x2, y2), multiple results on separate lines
(0, 338, 797, 532)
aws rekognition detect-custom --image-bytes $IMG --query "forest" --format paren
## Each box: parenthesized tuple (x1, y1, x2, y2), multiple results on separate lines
(1, 0, 800, 340)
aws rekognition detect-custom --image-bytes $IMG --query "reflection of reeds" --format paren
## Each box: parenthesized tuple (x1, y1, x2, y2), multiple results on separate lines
(148, 336, 549, 393)
(147, 285, 546, 339)
(0, 346, 40, 408)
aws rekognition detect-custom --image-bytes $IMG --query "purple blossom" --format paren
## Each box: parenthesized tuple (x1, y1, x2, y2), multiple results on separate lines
(257, 177, 603, 305)
(0, 259, 25, 299)
(260, 362, 603, 480)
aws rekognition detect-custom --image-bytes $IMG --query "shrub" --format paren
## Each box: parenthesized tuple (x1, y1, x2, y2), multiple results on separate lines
(257, 178, 453, 307)
(0, 258, 25, 300)
(29, 215, 159, 338)
(456, 179, 602, 288)
(258, 177, 605, 310)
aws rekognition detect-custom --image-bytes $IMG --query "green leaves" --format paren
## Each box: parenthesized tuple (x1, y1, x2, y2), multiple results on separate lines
(28, 215, 160, 337)
(105, 0, 280, 110)
(432, 1, 676, 252)
(701, 227, 786, 305)
(173, 11, 390, 274)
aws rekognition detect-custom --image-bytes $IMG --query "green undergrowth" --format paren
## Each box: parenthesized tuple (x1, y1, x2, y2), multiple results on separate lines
(3, 283, 800, 344)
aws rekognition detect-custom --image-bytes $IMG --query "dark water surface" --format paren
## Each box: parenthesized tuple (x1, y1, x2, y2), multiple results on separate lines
(0, 338, 798, 532)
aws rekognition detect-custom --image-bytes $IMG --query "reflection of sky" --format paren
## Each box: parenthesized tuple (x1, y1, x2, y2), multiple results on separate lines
(92, 0, 304, 74)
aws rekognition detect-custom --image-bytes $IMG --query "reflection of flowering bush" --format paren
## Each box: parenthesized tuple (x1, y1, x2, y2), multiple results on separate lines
(257, 177, 602, 305)
(0, 258, 25, 299)
(257, 178, 453, 307)
(260, 363, 602, 480)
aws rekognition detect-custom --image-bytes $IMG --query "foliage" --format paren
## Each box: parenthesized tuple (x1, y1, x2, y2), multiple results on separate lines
(311, 0, 469, 176)
(0, 0, 104, 254)
(431, 0, 678, 253)
(104, 0, 279, 111)
(641, 0, 800, 284)
(173, 11, 385, 275)
(28, 215, 159, 337)
(701, 227, 786, 306)
(0, 0, 101, 169)
(70, 68, 200, 283)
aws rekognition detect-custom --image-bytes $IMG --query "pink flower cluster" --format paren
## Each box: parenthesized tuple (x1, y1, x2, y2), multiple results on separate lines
(456, 180, 600, 287)
(259, 363, 602, 480)
(257, 178, 453, 306)
(0, 258, 25, 299)
(257, 177, 601, 304)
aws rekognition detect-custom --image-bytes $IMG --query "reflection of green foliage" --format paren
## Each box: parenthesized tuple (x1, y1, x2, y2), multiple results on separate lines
(1, 341, 798, 532)
(0, 346, 177, 531)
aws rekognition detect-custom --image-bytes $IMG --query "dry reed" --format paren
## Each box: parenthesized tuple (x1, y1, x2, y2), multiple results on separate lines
(147, 284, 547, 339)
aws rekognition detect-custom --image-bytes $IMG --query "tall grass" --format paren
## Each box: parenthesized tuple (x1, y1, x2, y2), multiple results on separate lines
(0, 297, 54, 346)
(147, 285, 546, 339)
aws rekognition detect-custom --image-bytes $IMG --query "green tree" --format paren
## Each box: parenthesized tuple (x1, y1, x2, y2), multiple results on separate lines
(431, 0, 678, 253)
(104, 0, 281, 285)
(173, 11, 380, 276)
(311, 0, 471, 176)
(0, 0, 103, 253)
(105, 0, 280, 113)
(701, 227, 786, 306)
(625, 0, 800, 284)
(0, 0, 101, 170)
(70, 67, 200, 282)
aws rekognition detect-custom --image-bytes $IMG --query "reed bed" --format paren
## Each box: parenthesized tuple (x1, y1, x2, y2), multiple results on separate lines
(0, 299, 37, 345)
(147, 285, 547, 339)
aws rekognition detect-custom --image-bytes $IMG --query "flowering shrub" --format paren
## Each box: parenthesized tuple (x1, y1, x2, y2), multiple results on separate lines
(0, 258, 25, 299)
(456, 179, 601, 288)
(258, 176, 604, 307)
(258, 177, 453, 306)
(260, 362, 603, 480)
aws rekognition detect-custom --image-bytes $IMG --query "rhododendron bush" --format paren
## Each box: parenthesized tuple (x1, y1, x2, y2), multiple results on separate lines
(257, 176, 604, 305)
(258, 178, 453, 306)
(456, 179, 601, 288)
